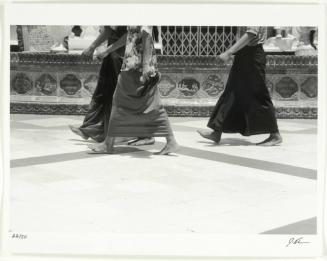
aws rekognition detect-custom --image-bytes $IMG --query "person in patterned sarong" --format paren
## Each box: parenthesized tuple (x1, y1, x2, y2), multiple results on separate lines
(69, 26, 154, 146)
(89, 26, 179, 155)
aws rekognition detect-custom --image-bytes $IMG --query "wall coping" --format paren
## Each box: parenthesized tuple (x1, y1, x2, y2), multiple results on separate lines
(10, 52, 317, 68)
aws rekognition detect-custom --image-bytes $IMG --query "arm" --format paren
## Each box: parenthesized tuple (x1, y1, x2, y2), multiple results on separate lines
(229, 33, 254, 54)
(219, 32, 255, 63)
(95, 33, 127, 59)
(141, 27, 155, 82)
(309, 29, 317, 50)
(81, 27, 109, 57)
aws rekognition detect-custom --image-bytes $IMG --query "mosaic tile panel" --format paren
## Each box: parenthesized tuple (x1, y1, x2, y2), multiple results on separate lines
(202, 74, 225, 97)
(10, 53, 318, 119)
(300, 76, 317, 100)
(158, 74, 179, 99)
(83, 74, 99, 96)
(174, 72, 226, 99)
(273, 76, 299, 101)
(58, 73, 82, 98)
(178, 77, 201, 97)
(34, 73, 57, 96)
(11, 72, 34, 95)
(157, 74, 177, 97)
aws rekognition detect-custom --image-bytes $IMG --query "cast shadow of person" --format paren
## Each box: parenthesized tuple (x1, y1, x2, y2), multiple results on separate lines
(117, 143, 179, 158)
(86, 145, 157, 158)
(198, 138, 256, 147)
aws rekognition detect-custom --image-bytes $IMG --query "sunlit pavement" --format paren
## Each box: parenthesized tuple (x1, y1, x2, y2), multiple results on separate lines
(10, 114, 317, 235)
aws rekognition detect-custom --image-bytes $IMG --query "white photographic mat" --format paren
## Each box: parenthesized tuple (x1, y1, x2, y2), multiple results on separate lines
(1, 1, 326, 259)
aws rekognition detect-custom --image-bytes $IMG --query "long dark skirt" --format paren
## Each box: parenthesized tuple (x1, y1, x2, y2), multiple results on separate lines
(107, 70, 173, 137)
(79, 52, 123, 142)
(208, 44, 279, 136)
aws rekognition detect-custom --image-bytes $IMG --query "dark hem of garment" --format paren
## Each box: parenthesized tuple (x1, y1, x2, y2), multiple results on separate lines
(108, 133, 169, 138)
(207, 123, 279, 137)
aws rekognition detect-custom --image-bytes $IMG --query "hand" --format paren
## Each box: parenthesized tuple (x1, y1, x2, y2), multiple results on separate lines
(94, 50, 108, 61)
(141, 64, 153, 83)
(81, 46, 95, 58)
(94, 45, 113, 61)
(219, 50, 233, 63)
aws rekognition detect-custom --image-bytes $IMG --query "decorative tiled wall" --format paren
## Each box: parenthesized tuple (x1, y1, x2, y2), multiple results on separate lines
(10, 53, 317, 118)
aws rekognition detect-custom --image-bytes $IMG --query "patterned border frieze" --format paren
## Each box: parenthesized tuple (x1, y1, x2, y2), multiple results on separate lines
(10, 52, 102, 66)
(10, 102, 317, 119)
(11, 53, 317, 71)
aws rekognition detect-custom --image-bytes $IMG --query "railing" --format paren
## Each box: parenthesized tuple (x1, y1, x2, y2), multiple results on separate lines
(161, 26, 238, 56)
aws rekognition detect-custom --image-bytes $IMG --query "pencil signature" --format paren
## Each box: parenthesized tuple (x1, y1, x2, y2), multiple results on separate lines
(286, 237, 310, 247)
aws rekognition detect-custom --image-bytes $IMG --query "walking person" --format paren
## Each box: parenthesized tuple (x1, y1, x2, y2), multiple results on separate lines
(89, 26, 179, 155)
(69, 26, 155, 146)
(197, 27, 282, 146)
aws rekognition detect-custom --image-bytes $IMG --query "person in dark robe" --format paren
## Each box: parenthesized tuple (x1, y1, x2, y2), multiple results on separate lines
(197, 27, 282, 146)
(69, 26, 155, 146)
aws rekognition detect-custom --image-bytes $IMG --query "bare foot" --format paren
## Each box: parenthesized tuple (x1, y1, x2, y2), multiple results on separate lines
(128, 137, 155, 146)
(257, 133, 283, 146)
(69, 125, 88, 140)
(88, 142, 114, 154)
(197, 129, 221, 143)
(154, 142, 179, 155)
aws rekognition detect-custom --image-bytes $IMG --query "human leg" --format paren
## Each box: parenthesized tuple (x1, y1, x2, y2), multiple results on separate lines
(154, 119, 179, 155)
(256, 131, 283, 146)
(154, 134, 179, 155)
(196, 129, 222, 143)
(88, 136, 115, 153)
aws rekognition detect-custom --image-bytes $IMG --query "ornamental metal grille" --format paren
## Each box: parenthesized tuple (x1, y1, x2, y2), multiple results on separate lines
(161, 26, 238, 56)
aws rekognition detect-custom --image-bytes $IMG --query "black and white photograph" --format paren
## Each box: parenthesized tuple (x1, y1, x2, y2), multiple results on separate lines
(1, 1, 326, 259)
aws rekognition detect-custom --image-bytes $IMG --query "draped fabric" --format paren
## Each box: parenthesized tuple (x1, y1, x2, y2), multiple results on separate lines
(208, 44, 279, 136)
(79, 52, 123, 142)
(107, 70, 173, 137)
(78, 27, 127, 142)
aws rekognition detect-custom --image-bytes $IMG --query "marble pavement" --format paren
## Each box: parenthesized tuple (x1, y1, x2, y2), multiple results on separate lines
(10, 114, 317, 235)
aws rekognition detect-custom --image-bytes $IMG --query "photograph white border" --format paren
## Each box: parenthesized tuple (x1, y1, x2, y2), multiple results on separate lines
(1, 1, 326, 259)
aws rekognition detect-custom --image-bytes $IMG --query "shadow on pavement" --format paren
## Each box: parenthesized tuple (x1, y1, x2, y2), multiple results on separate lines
(197, 138, 256, 146)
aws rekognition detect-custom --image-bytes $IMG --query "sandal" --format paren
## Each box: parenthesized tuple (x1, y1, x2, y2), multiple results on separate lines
(128, 137, 155, 146)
